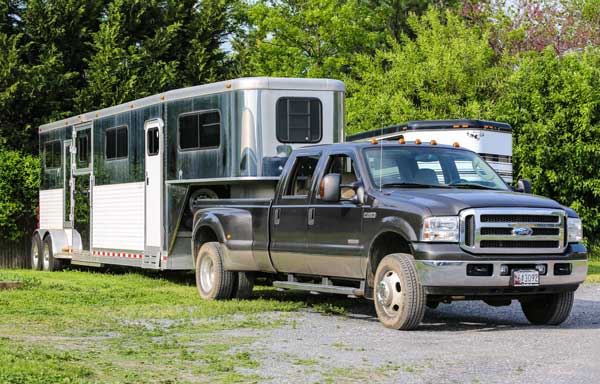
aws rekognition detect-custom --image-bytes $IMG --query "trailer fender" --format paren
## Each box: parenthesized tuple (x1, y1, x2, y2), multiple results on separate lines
(35, 229, 80, 259)
(191, 208, 260, 272)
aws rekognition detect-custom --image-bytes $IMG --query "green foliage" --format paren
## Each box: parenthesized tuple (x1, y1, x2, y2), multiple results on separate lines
(0, 150, 40, 241)
(496, 47, 600, 239)
(345, 9, 508, 134)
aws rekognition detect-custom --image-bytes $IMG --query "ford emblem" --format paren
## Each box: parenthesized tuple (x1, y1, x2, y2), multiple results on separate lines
(512, 227, 534, 236)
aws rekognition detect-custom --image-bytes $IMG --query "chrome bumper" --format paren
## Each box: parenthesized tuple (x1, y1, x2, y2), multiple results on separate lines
(415, 259, 588, 287)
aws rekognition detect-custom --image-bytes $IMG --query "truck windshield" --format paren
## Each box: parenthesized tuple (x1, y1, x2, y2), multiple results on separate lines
(363, 146, 509, 190)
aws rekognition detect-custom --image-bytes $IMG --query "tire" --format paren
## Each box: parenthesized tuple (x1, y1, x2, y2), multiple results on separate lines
(42, 236, 63, 271)
(231, 272, 255, 299)
(520, 291, 574, 326)
(31, 234, 43, 270)
(373, 253, 426, 330)
(195, 242, 236, 300)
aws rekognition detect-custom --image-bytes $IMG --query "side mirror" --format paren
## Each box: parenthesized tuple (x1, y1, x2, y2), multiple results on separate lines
(320, 173, 341, 202)
(517, 179, 532, 194)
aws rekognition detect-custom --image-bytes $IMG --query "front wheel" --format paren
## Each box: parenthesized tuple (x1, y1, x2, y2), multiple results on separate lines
(373, 253, 426, 330)
(520, 291, 574, 326)
(195, 242, 236, 300)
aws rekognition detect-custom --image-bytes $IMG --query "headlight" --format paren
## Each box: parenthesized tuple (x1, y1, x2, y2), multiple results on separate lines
(567, 218, 583, 243)
(421, 216, 459, 242)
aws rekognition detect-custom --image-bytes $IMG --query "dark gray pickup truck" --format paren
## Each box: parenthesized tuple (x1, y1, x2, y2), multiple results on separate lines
(191, 141, 588, 330)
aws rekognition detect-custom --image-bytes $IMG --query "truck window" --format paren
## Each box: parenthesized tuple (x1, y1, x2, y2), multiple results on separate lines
(285, 155, 320, 196)
(178, 110, 220, 151)
(276, 97, 322, 143)
(323, 154, 358, 199)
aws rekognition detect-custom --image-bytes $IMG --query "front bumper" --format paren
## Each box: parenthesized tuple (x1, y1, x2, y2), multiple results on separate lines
(412, 242, 588, 289)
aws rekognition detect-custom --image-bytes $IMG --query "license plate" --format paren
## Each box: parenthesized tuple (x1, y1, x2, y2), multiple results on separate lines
(512, 270, 540, 287)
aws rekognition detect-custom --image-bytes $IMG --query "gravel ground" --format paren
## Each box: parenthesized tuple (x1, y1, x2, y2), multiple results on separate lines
(223, 284, 600, 384)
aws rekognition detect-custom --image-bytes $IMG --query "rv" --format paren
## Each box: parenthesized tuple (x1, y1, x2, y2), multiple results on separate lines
(347, 120, 513, 182)
(33, 77, 345, 271)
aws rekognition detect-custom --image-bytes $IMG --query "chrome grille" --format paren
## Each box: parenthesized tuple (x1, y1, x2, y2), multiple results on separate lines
(460, 208, 566, 254)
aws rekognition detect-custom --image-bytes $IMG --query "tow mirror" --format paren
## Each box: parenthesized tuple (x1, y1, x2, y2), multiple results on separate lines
(516, 179, 532, 194)
(320, 173, 341, 202)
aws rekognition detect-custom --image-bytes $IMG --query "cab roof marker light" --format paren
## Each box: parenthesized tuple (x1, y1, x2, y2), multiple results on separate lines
(462, 124, 469, 128)
(453, 142, 460, 147)
(453, 124, 460, 128)
(430, 140, 437, 145)
(370, 138, 379, 144)
(399, 138, 406, 144)
(415, 139, 422, 144)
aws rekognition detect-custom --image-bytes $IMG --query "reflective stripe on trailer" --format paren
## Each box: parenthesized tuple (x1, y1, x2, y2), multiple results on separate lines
(93, 250, 143, 259)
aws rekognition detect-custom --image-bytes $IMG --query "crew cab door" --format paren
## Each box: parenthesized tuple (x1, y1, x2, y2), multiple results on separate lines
(269, 152, 322, 273)
(306, 152, 365, 278)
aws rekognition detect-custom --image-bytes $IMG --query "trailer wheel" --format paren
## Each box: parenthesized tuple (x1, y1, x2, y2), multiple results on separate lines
(373, 253, 426, 330)
(195, 242, 235, 300)
(520, 291, 574, 326)
(42, 236, 63, 272)
(31, 234, 43, 270)
(231, 272, 255, 299)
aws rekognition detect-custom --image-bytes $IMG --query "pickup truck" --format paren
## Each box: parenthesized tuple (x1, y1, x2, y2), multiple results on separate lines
(191, 141, 588, 330)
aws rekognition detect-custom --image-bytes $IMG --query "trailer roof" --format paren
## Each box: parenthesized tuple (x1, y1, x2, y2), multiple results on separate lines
(39, 77, 346, 133)
(347, 119, 512, 141)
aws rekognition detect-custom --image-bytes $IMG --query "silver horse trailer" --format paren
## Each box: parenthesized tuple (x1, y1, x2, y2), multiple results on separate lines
(33, 77, 345, 271)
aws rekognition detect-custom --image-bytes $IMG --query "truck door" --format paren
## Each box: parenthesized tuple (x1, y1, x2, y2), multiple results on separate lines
(270, 152, 322, 273)
(143, 119, 163, 268)
(306, 153, 364, 278)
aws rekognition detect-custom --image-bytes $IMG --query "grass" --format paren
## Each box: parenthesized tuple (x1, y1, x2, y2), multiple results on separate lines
(0, 268, 358, 383)
(586, 260, 600, 283)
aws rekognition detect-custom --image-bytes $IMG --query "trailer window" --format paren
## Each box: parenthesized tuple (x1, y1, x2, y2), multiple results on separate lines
(105, 125, 128, 160)
(44, 140, 61, 169)
(76, 131, 90, 167)
(178, 110, 220, 151)
(147, 127, 159, 156)
(276, 97, 322, 143)
(285, 155, 320, 196)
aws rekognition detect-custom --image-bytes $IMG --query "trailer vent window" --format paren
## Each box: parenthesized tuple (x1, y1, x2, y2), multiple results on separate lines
(276, 97, 322, 143)
(44, 140, 61, 169)
(106, 125, 128, 160)
(178, 111, 220, 151)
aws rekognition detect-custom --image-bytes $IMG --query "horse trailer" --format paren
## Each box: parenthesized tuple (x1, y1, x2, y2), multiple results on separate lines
(33, 77, 345, 271)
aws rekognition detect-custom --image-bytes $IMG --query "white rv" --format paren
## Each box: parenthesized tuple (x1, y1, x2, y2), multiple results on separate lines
(347, 120, 513, 182)
(33, 77, 345, 271)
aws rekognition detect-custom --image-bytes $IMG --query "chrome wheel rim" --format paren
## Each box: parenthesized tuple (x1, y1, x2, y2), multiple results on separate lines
(377, 270, 403, 317)
(42, 243, 50, 271)
(32, 242, 39, 269)
(200, 255, 215, 293)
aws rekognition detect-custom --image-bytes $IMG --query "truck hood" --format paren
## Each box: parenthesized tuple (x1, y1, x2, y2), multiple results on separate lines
(377, 188, 565, 216)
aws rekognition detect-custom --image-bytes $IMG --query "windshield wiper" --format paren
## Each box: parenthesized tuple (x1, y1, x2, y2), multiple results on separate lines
(380, 183, 451, 189)
(449, 183, 500, 190)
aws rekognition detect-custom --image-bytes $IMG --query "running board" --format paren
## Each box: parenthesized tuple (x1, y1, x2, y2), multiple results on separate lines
(273, 276, 364, 297)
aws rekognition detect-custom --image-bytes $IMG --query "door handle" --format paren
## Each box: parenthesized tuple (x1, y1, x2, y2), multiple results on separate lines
(308, 208, 315, 226)
(274, 208, 281, 225)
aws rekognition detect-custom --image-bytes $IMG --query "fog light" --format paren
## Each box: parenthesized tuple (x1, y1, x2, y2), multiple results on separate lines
(500, 265, 509, 276)
(535, 264, 547, 275)
(554, 263, 572, 276)
(467, 264, 493, 276)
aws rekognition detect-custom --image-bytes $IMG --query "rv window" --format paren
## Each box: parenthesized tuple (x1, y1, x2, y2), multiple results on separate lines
(44, 140, 61, 169)
(178, 110, 220, 150)
(147, 127, 159, 156)
(105, 125, 128, 160)
(284, 155, 320, 196)
(276, 97, 322, 144)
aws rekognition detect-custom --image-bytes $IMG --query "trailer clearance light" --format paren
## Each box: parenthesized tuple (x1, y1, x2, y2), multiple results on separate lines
(421, 216, 459, 242)
(567, 218, 583, 243)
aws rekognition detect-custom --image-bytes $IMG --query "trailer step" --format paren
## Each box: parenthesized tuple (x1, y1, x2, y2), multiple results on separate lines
(273, 277, 364, 297)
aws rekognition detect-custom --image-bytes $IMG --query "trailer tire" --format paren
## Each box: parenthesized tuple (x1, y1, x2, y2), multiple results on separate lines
(520, 291, 574, 326)
(373, 253, 426, 330)
(31, 234, 43, 270)
(195, 242, 235, 300)
(42, 236, 63, 272)
(232, 272, 255, 299)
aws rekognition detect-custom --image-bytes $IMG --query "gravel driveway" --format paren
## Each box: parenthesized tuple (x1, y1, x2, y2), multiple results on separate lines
(224, 284, 600, 383)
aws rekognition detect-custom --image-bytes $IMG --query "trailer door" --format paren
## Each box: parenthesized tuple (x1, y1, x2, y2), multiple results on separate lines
(144, 119, 163, 266)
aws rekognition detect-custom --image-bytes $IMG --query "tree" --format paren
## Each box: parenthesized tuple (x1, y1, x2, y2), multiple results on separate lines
(234, 0, 388, 78)
(345, 8, 508, 134)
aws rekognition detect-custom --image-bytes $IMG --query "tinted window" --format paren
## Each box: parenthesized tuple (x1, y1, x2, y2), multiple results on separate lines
(178, 111, 220, 150)
(106, 125, 128, 160)
(44, 140, 61, 169)
(276, 97, 322, 143)
(147, 127, 159, 156)
(285, 155, 320, 196)
(76, 130, 91, 168)
(323, 154, 359, 199)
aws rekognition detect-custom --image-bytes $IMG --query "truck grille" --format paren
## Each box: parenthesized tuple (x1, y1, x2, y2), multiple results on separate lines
(460, 208, 566, 254)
